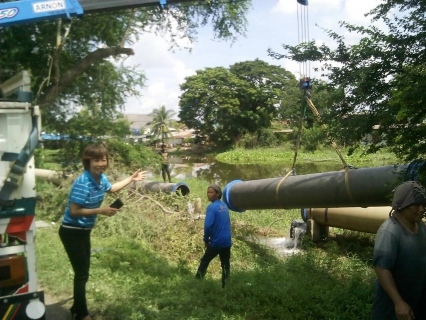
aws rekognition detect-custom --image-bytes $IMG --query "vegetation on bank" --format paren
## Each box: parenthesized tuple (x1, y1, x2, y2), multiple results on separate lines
(216, 146, 399, 167)
(35, 165, 377, 320)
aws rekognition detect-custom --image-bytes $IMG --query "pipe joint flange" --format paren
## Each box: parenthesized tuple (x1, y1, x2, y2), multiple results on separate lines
(223, 180, 245, 212)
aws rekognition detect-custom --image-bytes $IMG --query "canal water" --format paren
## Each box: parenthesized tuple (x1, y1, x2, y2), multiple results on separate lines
(167, 155, 345, 185)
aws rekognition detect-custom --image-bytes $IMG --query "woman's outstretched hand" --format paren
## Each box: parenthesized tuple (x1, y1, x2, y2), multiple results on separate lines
(131, 169, 147, 181)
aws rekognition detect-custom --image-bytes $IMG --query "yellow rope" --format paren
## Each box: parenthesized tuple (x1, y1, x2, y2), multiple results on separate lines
(275, 169, 295, 209)
(305, 96, 358, 205)
(288, 94, 358, 206)
(344, 166, 357, 204)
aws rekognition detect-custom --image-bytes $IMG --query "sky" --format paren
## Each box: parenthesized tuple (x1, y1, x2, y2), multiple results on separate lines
(123, 0, 383, 117)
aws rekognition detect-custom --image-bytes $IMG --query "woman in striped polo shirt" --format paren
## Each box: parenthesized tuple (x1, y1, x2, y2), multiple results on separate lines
(59, 143, 147, 320)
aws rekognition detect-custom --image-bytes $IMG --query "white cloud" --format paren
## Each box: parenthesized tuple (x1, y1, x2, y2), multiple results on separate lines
(344, 0, 378, 24)
(123, 0, 388, 118)
(123, 33, 193, 115)
(271, 0, 296, 14)
(172, 60, 195, 84)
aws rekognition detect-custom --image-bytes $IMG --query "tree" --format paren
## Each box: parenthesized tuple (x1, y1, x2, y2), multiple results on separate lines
(46, 105, 132, 165)
(0, 1, 251, 132)
(268, 0, 426, 164)
(148, 105, 176, 143)
(67, 106, 131, 139)
(178, 59, 299, 147)
(169, 120, 187, 131)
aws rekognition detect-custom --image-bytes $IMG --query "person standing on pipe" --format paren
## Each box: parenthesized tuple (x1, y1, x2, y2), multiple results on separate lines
(195, 184, 232, 288)
(158, 144, 172, 183)
(372, 181, 426, 320)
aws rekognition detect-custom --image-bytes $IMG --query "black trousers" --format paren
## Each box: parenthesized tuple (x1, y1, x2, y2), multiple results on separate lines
(59, 226, 91, 318)
(161, 164, 171, 182)
(196, 246, 231, 287)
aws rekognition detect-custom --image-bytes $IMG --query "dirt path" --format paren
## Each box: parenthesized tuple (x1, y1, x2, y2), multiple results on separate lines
(43, 291, 73, 320)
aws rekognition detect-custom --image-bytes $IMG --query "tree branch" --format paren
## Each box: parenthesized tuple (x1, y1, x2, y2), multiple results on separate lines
(39, 46, 134, 109)
(35, 19, 72, 104)
(119, 9, 137, 48)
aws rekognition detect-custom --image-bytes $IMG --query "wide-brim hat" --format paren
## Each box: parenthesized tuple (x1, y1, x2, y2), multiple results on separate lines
(392, 181, 426, 211)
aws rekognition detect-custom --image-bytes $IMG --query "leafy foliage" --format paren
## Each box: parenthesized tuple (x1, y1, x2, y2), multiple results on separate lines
(179, 59, 299, 147)
(105, 139, 159, 171)
(302, 124, 326, 153)
(64, 106, 131, 139)
(148, 105, 176, 143)
(269, 1, 426, 170)
(240, 128, 282, 149)
(0, 0, 251, 132)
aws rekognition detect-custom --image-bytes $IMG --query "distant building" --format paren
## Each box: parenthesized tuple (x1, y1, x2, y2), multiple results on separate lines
(169, 129, 195, 145)
(123, 114, 153, 135)
(123, 114, 196, 146)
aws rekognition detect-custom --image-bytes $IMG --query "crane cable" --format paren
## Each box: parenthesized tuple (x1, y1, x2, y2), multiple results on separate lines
(291, 0, 352, 172)
(291, 0, 310, 173)
(297, 0, 310, 80)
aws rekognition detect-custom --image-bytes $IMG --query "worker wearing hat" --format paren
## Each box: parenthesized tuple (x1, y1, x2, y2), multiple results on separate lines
(372, 181, 426, 320)
(195, 184, 232, 288)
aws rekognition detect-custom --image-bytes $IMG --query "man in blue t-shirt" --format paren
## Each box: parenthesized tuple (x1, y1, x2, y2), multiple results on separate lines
(195, 184, 232, 288)
(372, 181, 426, 320)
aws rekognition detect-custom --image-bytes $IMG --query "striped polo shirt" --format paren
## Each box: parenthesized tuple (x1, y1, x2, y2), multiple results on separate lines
(62, 170, 112, 228)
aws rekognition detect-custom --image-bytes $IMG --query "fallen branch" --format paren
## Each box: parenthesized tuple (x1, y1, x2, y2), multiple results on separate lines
(128, 189, 178, 215)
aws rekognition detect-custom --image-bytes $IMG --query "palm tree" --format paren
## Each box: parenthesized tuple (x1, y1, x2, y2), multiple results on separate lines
(148, 105, 176, 144)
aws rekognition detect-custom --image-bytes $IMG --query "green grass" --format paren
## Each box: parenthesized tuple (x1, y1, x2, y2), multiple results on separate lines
(216, 147, 399, 167)
(35, 178, 376, 320)
(34, 148, 64, 170)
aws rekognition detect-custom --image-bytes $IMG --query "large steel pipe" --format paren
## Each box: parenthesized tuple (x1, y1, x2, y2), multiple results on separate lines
(304, 207, 391, 234)
(223, 164, 411, 211)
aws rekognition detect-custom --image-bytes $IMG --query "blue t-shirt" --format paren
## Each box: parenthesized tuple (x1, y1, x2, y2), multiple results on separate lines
(203, 199, 232, 248)
(62, 170, 112, 228)
(372, 217, 426, 319)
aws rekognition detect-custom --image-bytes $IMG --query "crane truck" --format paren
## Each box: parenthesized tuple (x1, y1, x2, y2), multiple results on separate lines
(0, 1, 204, 318)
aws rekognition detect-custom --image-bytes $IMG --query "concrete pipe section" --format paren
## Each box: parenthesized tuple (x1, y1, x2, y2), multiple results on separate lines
(34, 168, 61, 186)
(132, 180, 190, 196)
(222, 163, 422, 212)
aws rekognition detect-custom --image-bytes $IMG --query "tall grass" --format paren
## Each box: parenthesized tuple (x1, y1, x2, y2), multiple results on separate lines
(35, 178, 376, 320)
(216, 147, 399, 167)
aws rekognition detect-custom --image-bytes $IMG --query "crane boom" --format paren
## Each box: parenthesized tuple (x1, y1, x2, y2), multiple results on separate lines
(79, 0, 200, 13)
(0, 0, 206, 27)
(0, 0, 83, 27)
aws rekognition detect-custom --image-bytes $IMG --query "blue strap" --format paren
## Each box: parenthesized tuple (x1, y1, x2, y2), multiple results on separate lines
(0, 115, 39, 212)
(1, 153, 19, 162)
